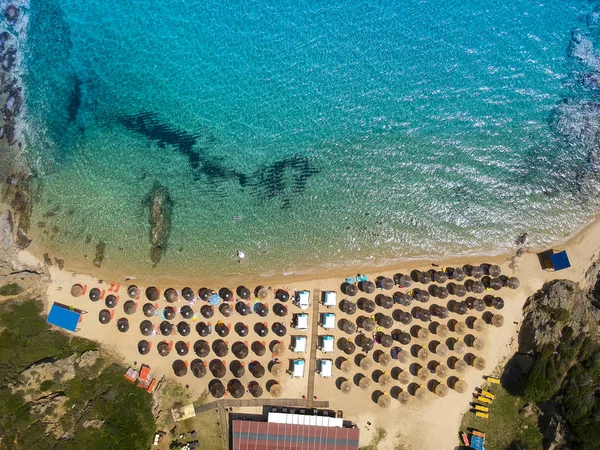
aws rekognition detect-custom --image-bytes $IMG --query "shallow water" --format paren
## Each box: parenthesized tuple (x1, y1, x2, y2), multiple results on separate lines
(12, 0, 600, 279)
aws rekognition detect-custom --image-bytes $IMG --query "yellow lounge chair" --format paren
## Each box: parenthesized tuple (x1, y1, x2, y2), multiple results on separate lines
(477, 396, 491, 404)
(475, 412, 489, 419)
(481, 390, 495, 399)
(475, 405, 489, 412)
(486, 377, 500, 384)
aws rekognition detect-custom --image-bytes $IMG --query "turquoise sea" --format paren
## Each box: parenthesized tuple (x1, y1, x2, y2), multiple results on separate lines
(12, 0, 600, 279)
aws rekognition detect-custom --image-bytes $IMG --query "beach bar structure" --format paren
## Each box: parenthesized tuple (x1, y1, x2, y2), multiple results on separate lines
(293, 313, 309, 330)
(232, 411, 359, 450)
(292, 359, 306, 378)
(322, 291, 337, 307)
(320, 313, 336, 329)
(318, 359, 333, 377)
(296, 291, 311, 310)
(47, 303, 82, 332)
(539, 250, 571, 271)
(319, 335, 335, 353)
(292, 335, 307, 353)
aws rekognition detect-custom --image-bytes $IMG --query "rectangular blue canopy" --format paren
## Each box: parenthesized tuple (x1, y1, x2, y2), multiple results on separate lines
(47, 303, 81, 332)
(550, 250, 571, 271)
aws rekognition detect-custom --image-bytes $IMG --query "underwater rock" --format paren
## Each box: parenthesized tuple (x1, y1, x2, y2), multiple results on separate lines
(4, 5, 18, 24)
(93, 241, 106, 268)
(581, 72, 600, 90)
(2, 48, 16, 72)
(145, 182, 173, 267)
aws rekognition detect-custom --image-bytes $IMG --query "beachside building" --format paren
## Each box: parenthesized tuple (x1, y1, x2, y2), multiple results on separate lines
(293, 313, 309, 330)
(322, 291, 337, 307)
(320, 312, 335, 329)
(296, 290, 311, 310)
(318, 359, 333, 377)
(319, 335, 335, 353)
(292, 335, 307, 353)
(292, 359, 305, 378)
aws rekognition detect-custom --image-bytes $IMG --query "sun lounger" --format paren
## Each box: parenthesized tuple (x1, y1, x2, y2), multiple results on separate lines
(481, 390, 495, 399)
(475, 412, 488, 419)
(345, 277, 355, 283)
(147, 379, 157, 393)
(357, 275, 368, 282)
(474, 405, 489, 412)
(477, 396, 491, 404)
(486, 377, 500, 384)
(124, 368, 139, 383)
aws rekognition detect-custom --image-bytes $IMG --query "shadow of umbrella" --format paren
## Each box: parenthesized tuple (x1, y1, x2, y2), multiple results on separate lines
(507, 277, 520, 289)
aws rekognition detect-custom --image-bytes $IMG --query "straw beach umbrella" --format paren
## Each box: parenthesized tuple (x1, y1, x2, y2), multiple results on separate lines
(172, 360, 187, 377)
(492, 314, 505, 327)
(415, 308, 431, 322)
(180, 305, 194, 319)
(175, 341, 189, 356)
(472, 298, 486, 312)
(210, 359, 226, 378)
(270, 383, 283, 398)
(454, 301, 468, 315)
(138, 340, 151, 355)
(250, 361, 265, 378)
(209, 379, 225, 398)
(182, 287, 195, 301)
(396, 331, 411, 345)
(272, 341, 285, 357)
(200, 305, 214, 319)
(71, 284, 83, 297)
(454, 379, 468, 393)
(398, 311, 412, 325)
(378, 315, 393, 329)
(254, 302, 268, 317)
(435, 383, 449, 397)
(436, 323, 449, 337)
(340, 300, 357, 315)
(177, 321, 191, 337)
(415, 386, 427, 401)
(163, 306, 176, 320)
(473, 318, 486, 332)
(89, 288, 101, 302)
(492, 297, 505, 310)
(196, 321, 211, 337)
(376, 294, 394, 309)
(257, 287, 270, 300)
(105, 295, 117, 308)
(454, 360, 468, 373)
(489, 277, 503, 290)
(140, 320, 154, 336)
(473, 338, 486, 351)
(397, 349, 409, 364)
(219, 303, 233, 318)
(157, 341, 171, 356)
(219, 287, 233, 302)
(235, 302, 250, 316)
(398, 274, 412, 288)
(397, 370, 410, 385)
(160, 321, 173, 336)
(417, 327, 429, 340)
(470, 280, 485, 294)
(358, 336, 374, 352)
(431, 285, 449, 299)
(340, 319, 357, 335)
(418, 271, 432, 284)
(417, 347, 429, 361)
(413, 289, 430, 303)
(360, 317, 376, 331)
(248, 382, 263, 398)
(99, 309, 112, 324)
(340, 359, 353, 373)
(432, 305, 449, 319)
(252, 341, 266, 356)
(472, 356, 487, 371)
(198, 288, 211, 301)
(275, 289, 289, 302)
(379, 334, 393, 348)
(360, 356, 373, 371)
(455, 322, 468, 335)
(230, 360, 245, 378)
(417, 367, 429, 381)
(194, 340, 210, 358)
(237, 286, 251, 299)
(360, 281, 376, 294)
(146, 287, 159, 301)
(164, 288, 178, 303)
(379, 374, 393, 387)
(398, 390, 410, 404)
(435, 363, 448, 378)
(379, 277, 394, 290)
(394, 292, 412, 307)
(234, 322, 249, 337)
(359, 376, 372, 390)
(434, 271, 448, 284)
(358, 298, 376, 313)
(213, 339, 229, 357)
(435, 343, 448, 357)
(340, 338, 356, 355)
(254, 322, 268, 337)
(379, 353, 392, 367)
(117, 318, 129, 333)
(450, 283, 467, 298)
(507, 277, 520, 289)
(378, 394, 391, 408)
(343, 283, 358, 297)
(215, 321, 229, 337)
(489, 265, 502, 277)
(271, 363, 285, 377)
(454, 339, 467, 355)
(232, 341, 249, 359)
(143, 303, 157, 317)
(273, 303, 287, 317)
(341, 380, 353, 394)
(191, 359, 207, 378)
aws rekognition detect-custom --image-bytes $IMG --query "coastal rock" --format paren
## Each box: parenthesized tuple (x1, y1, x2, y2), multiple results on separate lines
(145, 182, 173, 267)
(29, 392, 67, 421)
(4, 5, 19, 24)
(15, 355, 78, 401)
(93, 241, 105, 268)
(77, 350, 99, 368)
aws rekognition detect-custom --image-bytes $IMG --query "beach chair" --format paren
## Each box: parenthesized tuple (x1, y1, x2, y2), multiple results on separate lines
(474, 405, 489, 412)
(357, 275, 368, 282)
(124, 368, 139, 383)
(147, 379, 157, 394)
(475, 412, 489, 419)
(477, 396, 491, 404)
(345, 277, 355, 283)
(486, 377, 501, 384)
(481, 390, 495, 400)
(472, 431, 486, 438)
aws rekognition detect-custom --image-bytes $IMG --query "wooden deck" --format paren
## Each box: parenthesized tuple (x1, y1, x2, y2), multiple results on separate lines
(194, 398, 330, 414)
(306, 288, 321, 406)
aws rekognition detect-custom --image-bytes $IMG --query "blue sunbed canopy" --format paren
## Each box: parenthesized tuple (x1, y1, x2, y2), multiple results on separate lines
(550, 250, 571, 271)
(47, 303, 81, 332)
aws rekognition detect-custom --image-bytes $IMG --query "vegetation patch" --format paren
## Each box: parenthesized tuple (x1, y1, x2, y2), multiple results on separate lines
(360, 428, 387, 450)
(0, 283, 22, 296)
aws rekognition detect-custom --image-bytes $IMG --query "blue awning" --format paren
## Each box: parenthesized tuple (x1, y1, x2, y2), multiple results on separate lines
(47, 303, 81, 332)
(550, 250, 571, 271)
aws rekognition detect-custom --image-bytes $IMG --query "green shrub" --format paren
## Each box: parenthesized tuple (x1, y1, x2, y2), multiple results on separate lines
(0, 283, 22, 296)
(39, 380, 54, 391)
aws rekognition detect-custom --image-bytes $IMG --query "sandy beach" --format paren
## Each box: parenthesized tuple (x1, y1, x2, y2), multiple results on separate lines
(13, 213, 599, 450)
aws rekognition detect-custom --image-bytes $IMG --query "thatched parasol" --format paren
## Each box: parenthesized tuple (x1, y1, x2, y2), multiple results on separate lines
(341, 339, 356, 355)
(454, 360, 468, 373)
(436, 323, 449, 337)
(270, 383, 283, 398)
(210, 359, 226, 378)
(379, 374, 393, 387)
(172, 360, 187, 377)
(454, 379, 468, 393)
(358, 298, 376, 313)
(182, 287, 195, 301)
(99, 309, 112, 324)
(201, 305, 214, 319)
(415, 386, 427, 401)
(492, 297, 504, 310)
(160, 321, 173, 336)
(416, 308, 431, 322)
(397, 390, 410, 404)
(138, 340, 151, 355)
(359, 376, 372, 390)
(250, 361, 265, 378)
(359, 336, 374, 352)
(230, 360, 246, 378)
(194, 340, 210, 358)
(433, 285, 449, 299)
(394, 292, 412, 307)
(397, 370, 410, 385)
(157, 341, 171, 356)
(435, 363, 448, 378)
(379, 353, 392, 366)
(163, 306, 176, 320)
(417, 367, 429, 381)
(254, 302, 269, 317)
(379, 277, 394, 290)
(177, 305, 192, 319)
(232, 341, 249, 359)
(454, 301, 468, 315)
(418, 271, 432, 284)
(215, 321, 229, 338)
(398, 274, 412, 288)
(361, 317, 376, 331)
(271, 322, 287, 337)
(396, 331, 411, 345)
(472, 356, 487, 370)
(248, 382, 263, 398)
(252, 341, 266, 356)
(434, 271, 448, 283)
(471, 298, 485, 312)
(473, 338, 486, 351)
(198, 288, 211, 301)
(376, 294, 394, 309)
(146, 287, 159, 301)
(219, 287, 233, 301)
(219, 303, 233, 318)
(175, 341, 189, 356)
(177, 321, 191, 337)
(237, 286, 251, 299)
(340, 300, 357, 315)
(360, 356, 373, 371)
(257, 287, 270, 300)
(164, 288, 178, 303)
(378, 315, 393, 329)
(468, 265, 483, 279)
(507, 277, 520, 289)
(398, 311, 413, 325)
(455, 322, 468, 335)
(360, 281, 376, 294)
(89, 288, 101, 302)
(275, 289, 290, 302)
(272, 341, 285, 357)
(273, 303, 287, 317)
(235, 302, 250, 316)
(117, 318, 129, 333)
(489, 278, 503, 291)
(397, 350, 409, 364)
(212, 339, 229, 357)
(473, 318, 486, 332)
(254, 322, 268, 337)
(140, 320, 154, 336)
(143, 303, 157, 317)
(435, 343, 449, 356)
(340, 359, 353, 373)
(417, 328, 430, 340)
(234, 322, 249, 337)
(417, 347, 429, 361)
(209, 379, 225, 398)
(379, 334, 393, 348)
(413, 289, 430, 303)
(196, 321, 211, 337)
(489, 265, 502, 278)
(492, 314, 505, 327)
(432, 305, 449, 319)
(343, 283, 358, 297)
(435, 383, 449, 397)
(454, 339, 467, 354)
(71, 284, 84, 297)
(341, 380, 353, 394)
(470, 280, 485, 294)
(105, 295, 117, 308)
(191, 359, 207, 378)
(340, 319, 357, 335)
(378, 394, 391, 408)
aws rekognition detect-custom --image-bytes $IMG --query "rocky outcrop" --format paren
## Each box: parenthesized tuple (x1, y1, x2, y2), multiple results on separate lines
(145, 182, 172, 267)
